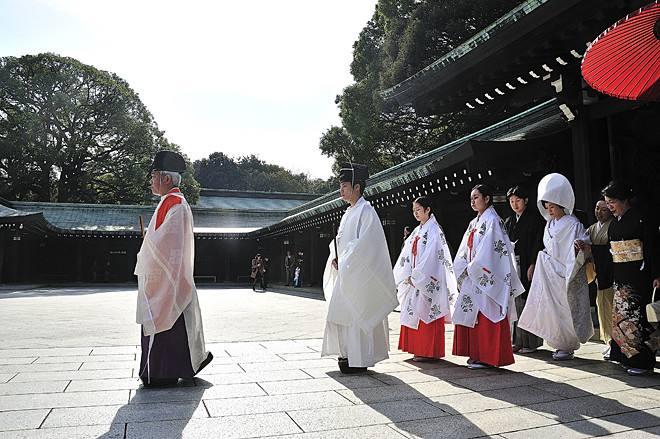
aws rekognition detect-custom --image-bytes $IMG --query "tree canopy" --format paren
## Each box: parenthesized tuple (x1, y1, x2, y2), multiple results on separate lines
(0, 53, 199, 204)
(319, 0, 521, 174)
(193, 152, 334, 194)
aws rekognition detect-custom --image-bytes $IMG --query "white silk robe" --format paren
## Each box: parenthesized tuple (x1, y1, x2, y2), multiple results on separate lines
(321, 197, 398, 367)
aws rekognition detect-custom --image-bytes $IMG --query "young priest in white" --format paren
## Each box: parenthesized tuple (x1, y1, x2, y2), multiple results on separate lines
(321, 163, 398, 373)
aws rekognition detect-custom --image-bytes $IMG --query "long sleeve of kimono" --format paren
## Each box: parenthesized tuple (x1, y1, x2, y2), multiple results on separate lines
(410, 231, 442, 298)
(328, 207, 397, 332)
(466, 220, 519, 309)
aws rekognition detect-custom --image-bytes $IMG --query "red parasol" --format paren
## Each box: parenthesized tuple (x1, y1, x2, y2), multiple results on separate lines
(581, 1, 660, 102)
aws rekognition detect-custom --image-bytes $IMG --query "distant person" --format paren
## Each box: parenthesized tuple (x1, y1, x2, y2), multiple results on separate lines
(518, 174, 593, 361)
(284, 251, 295, 286)
(322, 163, 397, 374)
(293, 265, 301, 288)
(401, 225, 412, 251)
(262, 257, 271, 289)
(250, 254, 265, 291)
(582, 199, 615, 357)
(134, 150, 213, 387)
(394, 196, 457, 361)
(504, 185, 544, 354)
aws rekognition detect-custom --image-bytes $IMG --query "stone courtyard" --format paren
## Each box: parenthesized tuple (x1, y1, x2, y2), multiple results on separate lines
(0, 285, 658, 438)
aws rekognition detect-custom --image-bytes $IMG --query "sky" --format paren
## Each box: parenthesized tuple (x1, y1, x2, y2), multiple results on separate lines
(0, 0, 377, 179)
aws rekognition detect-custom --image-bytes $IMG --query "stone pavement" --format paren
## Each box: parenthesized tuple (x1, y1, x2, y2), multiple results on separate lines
(0, 286, 658, 438)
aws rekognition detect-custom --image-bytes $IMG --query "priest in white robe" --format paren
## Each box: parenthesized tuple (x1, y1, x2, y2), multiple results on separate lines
(321, 163, 398, 373)
(518, 173, 594, 360)
(134, 150, 213, 387)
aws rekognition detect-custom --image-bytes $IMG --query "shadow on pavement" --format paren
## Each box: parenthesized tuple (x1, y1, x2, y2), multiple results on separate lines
(97, 378, 212, 439)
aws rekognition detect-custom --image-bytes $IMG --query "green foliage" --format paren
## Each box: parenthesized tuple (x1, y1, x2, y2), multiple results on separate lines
(193, 152, 334, 194)
(320, 0, 520, 174)
(0, 53, 199, 204)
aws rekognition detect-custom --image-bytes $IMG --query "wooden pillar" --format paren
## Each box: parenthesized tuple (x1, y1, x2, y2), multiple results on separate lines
(572, 107, 593, 224)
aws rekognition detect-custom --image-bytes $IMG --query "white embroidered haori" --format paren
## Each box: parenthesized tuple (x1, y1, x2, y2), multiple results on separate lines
(452, 206, 524, 328)
(394, 214, 458, 329)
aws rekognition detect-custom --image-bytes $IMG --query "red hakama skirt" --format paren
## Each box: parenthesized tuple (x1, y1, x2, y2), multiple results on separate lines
(452, 312, 514, 367)
(398, 317, 445, 359)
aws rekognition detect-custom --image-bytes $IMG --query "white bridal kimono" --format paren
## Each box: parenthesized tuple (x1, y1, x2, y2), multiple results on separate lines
(134, 191, 209, 378)
(322, 197, 398, 367)
(452, 206, 524, 328)
(518, 173, 594, 351)
(393, 214, 458, 329)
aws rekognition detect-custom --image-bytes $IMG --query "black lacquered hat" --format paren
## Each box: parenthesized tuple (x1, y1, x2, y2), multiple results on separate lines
(338, 163, 368, 185)
(150, 150, 186, 173)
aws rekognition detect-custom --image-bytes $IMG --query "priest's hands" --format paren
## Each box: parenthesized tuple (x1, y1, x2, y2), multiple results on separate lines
(653, 277, 660, 290)
(332, 258, 338, 270)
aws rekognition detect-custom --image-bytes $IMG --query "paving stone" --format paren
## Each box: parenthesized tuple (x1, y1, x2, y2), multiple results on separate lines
(501, 407, 660, 439)
(79, 361, 137, 370)
(391, 406, 558, 438)
(278, 352, 323, 361)
(128, 383, 265, 403)
(0, 390, 128, 411)
(222, 342, 270, 357)
(0, 409, 49, 431)
(479, 385, 565, 407)
(448, 372, 544, 392)
(196, 369, 310, 385)
(603, 426, 660, 438)
(34, 354, 135, 364)
(0, 363, 82, 373)
(374, 366, 500, 385)
(0, 424, 124, 439)
(260, 341, 315, 354)
(0, 358, 37, 365)
(125, 412, 301, 438)
(524, 390, 660, 423)
(429, 392, 514, 415)
(0, 380, 68, 396)
(90, 346, 138, 355)
(198, 363, 245, 374)
(259, 376, 384, 395)
(204, 391, 353, 417)
(66, 378, 142, 392)
(289, 399, 448, 432)
(11, 369, 133, 382)
(43, 400, 207, 428)
(0, 374, 14, 384)
(263, 424, 407, 438)
(241, 359, 337, 372)
(0, 348, 92, 358)
(337, 380, 469, 405)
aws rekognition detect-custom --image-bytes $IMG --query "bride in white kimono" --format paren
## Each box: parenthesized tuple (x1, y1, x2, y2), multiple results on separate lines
(322, 163, 398, 373)
(518, 173, 594, 360)
(394, 196, 457, 360)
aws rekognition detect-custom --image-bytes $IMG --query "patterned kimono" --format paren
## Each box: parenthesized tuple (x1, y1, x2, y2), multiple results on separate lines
(608, 207, 659, 369)
(452, 206, 524, 367)
(394, 214, 458, 358)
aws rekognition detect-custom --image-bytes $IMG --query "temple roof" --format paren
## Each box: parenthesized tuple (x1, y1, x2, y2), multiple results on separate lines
(380, 0, 649, 115)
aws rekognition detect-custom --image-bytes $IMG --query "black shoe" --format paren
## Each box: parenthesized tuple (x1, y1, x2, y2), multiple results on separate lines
(338, 358, 367, 374)
(196, 352, 214, 374)
(141, 378, 178, 388)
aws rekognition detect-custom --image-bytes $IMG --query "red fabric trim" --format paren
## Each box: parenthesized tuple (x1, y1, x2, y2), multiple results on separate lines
(155, 190, 182, 230)
(467, 228, 477, 260)
(398, 318, 445, 359)
(452, 313, 514, 367)
(411, 235, 420, 267)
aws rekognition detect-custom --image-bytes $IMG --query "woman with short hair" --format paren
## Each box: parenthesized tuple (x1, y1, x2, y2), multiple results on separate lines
(518, 173, 593, 361)
(452, 185, 524, 369)
(601, 181, 659, 375)
(394, 196, 458, 361)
